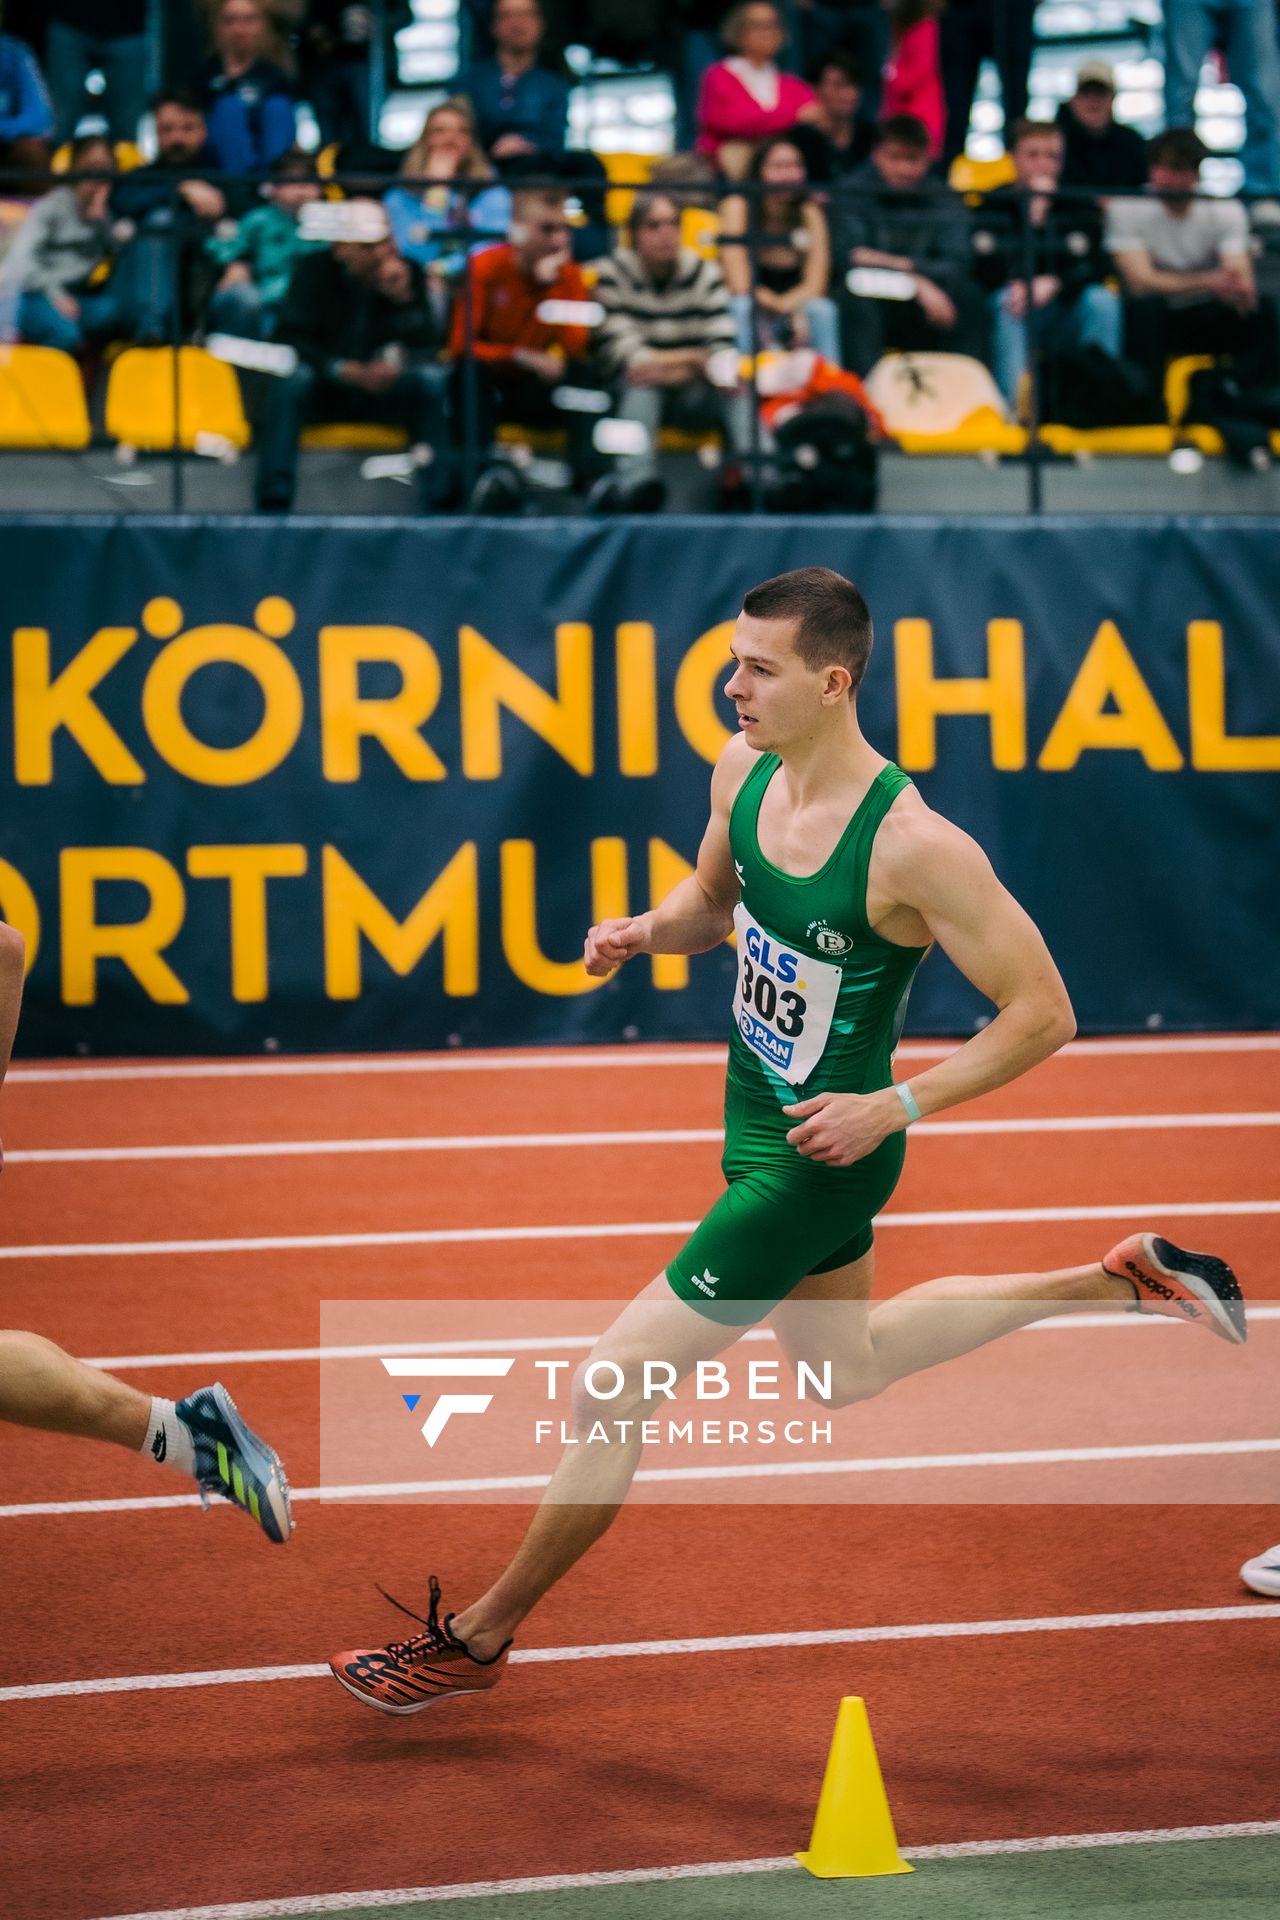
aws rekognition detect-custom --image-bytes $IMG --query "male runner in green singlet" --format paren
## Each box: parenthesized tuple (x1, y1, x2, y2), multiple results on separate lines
(331, 567, 1247, 1714)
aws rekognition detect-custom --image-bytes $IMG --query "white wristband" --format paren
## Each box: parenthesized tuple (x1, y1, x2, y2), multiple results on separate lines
(895, 1080, 923, 1125)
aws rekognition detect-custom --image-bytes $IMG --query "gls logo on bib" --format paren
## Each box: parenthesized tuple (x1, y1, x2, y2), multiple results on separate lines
(731, 904, 841, 1084)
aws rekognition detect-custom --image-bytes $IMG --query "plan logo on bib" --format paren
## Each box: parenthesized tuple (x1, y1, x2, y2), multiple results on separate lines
(807, 920, 854, 957)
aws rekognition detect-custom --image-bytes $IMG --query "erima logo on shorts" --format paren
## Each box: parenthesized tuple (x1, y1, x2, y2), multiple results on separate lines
(689, 1269, 719, 1296)
(807, 920, 853, 956)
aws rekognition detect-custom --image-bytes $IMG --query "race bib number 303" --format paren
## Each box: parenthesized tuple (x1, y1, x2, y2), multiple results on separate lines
(731, 904, 841, 1085)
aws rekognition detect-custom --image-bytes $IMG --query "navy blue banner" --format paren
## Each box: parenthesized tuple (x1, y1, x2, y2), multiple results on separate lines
(2, 515, 1277, 1055)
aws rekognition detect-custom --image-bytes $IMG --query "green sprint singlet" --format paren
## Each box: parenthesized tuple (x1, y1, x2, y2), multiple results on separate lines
(666, 753, 928, 1322)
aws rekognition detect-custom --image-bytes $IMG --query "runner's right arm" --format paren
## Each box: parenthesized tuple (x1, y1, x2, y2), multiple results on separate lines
(584, 738, 749, 975)
(0, 923, 24, 1090)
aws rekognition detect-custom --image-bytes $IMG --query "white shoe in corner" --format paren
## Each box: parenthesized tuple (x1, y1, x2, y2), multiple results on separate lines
(1240, 1545, 1280, 1597)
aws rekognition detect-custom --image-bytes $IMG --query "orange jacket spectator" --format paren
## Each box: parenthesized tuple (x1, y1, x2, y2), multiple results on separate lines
(450, 243, 592, 363)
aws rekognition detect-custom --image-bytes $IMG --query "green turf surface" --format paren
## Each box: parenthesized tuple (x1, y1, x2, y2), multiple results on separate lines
(289, 1834, 1280, 1919)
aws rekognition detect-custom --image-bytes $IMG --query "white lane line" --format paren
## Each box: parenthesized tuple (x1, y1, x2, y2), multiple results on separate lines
(7, 1050, 730, 1085)
(4, 1198, 1279, 1260)
(5, 1438, 1277, 1519)
(72, 1306, 1280, 1370)
(6, 1603, 1279, 1705)
(10, 1044, 1280, 1090)
(78, 1821, 1280, 1920)
(10, 1110, 1280, 1165)
(8, 1034, 1280, 1086)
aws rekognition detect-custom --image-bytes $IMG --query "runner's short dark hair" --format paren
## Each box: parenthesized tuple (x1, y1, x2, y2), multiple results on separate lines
(742, 567, 874, 690)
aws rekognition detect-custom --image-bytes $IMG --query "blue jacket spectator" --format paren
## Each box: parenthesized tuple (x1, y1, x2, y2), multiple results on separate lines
(455, 0, 568, 163)
(0, 25, 54, 147)
(384, 97, 511, 274)
(192, 0, 296, 176)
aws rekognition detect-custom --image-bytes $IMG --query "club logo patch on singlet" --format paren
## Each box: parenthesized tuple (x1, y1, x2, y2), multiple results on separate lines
(807, 919, 854, 957)
(731, 903, 841, 1085)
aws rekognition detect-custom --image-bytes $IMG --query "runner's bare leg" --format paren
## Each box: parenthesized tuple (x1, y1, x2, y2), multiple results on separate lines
(0, 1331, 151, 1448)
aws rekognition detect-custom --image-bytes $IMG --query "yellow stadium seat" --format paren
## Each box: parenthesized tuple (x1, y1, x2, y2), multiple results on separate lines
(601, 151, 656, 228)
(52, 140, 142, 172)
(301, 422, 409, 450)
(0, 344, 91, 448)
(948, 152, 1017, 193)
(1038, 422, 1174, 455)
(105, 346, 250, 451)
(1164, 354, 1216, 426)
(681, 205, 720, 257)
(894, 407, 1027, 454)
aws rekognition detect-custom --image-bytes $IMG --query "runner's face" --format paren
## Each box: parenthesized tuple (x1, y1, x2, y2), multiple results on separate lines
(725, 615, 828, 751)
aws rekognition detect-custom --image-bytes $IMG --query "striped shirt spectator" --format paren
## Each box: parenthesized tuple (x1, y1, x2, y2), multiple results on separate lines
(593, 225, 737, 382)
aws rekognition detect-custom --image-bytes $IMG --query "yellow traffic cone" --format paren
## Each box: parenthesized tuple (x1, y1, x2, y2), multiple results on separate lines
(795, 1696, 914, 1880)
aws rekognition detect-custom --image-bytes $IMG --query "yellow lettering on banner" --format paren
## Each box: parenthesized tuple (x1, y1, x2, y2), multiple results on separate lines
(323, 844, 478, 999)
(460, 623, 594, 778)
(141, 602, 304, 786)
(1187, 621, 1280, 771)
(319, 626, 446, 782)
(673, 621, 734, 765)
(616, 623, 659, 777)
(60, 847, 188, 1006)
(647, 839, 694, 990)
(0, 859, 40, 970)
(502, 837, 627, 996)
(13, 627, 144, 786)
(1038, 621, 1183, 771)
(186, 845, 308, 1002)
(894, 619, 1026, 771)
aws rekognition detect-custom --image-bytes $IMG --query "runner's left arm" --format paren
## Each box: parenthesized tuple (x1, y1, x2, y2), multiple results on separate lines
(784, 815, 1074, 1165)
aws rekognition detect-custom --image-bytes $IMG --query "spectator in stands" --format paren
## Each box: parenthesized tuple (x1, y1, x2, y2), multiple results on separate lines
(1106, 127, 1278, 382)
(300, 1, 413, 149)
(448, 185, 595, 509)
(110, 87, 227, 342)
(939, 0, 1035, 167)
(0, 5, 53, 178)
(696, 3, 819, 170)
(256, 199, 451, 511)
(455, 0, 569, 167)
(789, 49, 873, 184)
(833, 111, 981, 370)
(384, 96, 512, 279)
(719, 136, 841, 360)
(971, 118, 1121, 408)
(44, 1, 148, 145)
(591, 186, 743, 510)
(794, 3, 888, 124)
(192, 0, 297, 177)
(670, 0, 736, 153)
(1163, 0, 1280, 221)
(1056, 61, 1147, 196)
(15, 132, 130, 350)
(882, 0, 945, 160)
(206, 147, 324, 339)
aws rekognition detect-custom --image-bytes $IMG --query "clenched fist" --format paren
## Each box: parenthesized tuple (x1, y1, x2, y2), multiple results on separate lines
(584, 915, 651, 977)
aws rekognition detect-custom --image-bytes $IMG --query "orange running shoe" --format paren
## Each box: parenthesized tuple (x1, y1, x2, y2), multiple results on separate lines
(1103, 1233, 1247, 1345)
(330, 1575, 511, 1715)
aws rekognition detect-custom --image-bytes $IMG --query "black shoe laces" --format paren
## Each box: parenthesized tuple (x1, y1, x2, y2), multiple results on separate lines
(375, 1574, 461, 1665)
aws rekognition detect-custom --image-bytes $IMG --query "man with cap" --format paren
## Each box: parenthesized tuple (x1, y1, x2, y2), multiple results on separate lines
(1057, 61, 1149, 195)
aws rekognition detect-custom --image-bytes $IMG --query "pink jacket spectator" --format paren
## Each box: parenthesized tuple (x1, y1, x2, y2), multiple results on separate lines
(695, 60, 817, 157)
(882, 20, 945, 158)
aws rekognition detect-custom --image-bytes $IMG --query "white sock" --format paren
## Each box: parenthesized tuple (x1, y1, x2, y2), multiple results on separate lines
(140, 1397, 196, 1477)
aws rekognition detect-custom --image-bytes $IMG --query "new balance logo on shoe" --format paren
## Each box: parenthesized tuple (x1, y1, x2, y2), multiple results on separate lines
(1125, 1261, 1201, 1316)
(151, 1426, 167, 1463)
